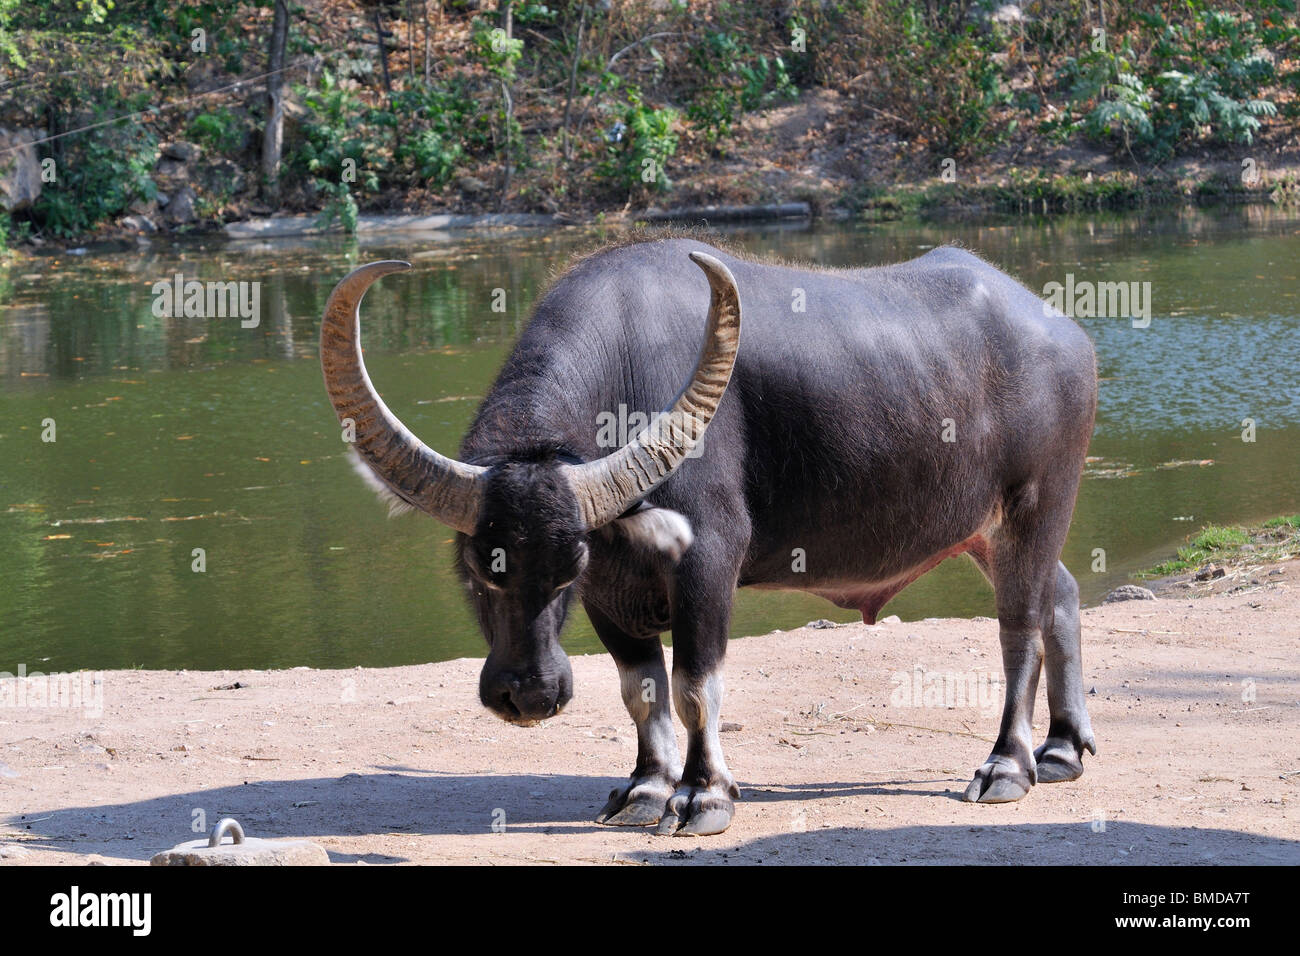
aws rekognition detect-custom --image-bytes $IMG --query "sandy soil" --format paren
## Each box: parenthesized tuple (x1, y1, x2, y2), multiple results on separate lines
(2, 565, 1297, 866)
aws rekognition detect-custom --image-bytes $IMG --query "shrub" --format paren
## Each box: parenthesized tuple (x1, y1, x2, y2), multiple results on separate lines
(870, 1, 1011, 158)
(390, 82, 475, 187)
(289, 70, 385, 197)
(187, 108, 243, 154)
(595, 86, 679, 198)
(1059, 2, 1283, 159)
(33, 95, 158, 237)
(684, 28, 796, 149)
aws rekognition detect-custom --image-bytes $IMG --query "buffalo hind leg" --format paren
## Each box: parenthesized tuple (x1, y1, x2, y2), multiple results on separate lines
(587, 605, 682, 827)
(1033, 562, 1097, 782)
(964, 519, 1054, 803)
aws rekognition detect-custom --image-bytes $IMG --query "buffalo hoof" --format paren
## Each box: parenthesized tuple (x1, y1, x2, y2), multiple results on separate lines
(596, 773, 677, 827)
(962, 754, 1034, 804)
(1034, 731, 1096, 783)
(654, 780, 740, 837)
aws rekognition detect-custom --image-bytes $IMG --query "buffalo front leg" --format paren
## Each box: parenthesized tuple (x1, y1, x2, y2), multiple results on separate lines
(588, 606, 682, 827)
(1033, 562, 1097, 782)
(656, 561, 740, 836)
(656, 667, 739, 836)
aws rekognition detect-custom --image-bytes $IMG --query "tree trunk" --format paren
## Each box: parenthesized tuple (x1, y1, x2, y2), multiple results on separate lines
(407, 0, 415, 80)
(261, 0, 289, 200)
(374, 7, 392, 97)
(498, 1, 514, 209)
(561, 4, 587, 162)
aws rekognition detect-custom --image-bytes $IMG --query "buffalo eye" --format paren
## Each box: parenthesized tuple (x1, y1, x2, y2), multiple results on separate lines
(553, 545, 590, 592)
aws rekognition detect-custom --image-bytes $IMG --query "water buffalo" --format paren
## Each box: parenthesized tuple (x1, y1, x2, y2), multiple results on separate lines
(320, 236, 1097, 836)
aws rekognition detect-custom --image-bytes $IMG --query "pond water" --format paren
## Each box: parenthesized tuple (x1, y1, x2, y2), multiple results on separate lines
(2, 206, 1298, 670)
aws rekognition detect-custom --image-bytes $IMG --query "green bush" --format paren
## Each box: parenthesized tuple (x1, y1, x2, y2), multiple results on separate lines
(288, 65, 482, 218)
(315, 181, 359, 234)
(470, 17, 524, 166)
(0, 0, 23, 68)
(873, 2, 1010, 158)
(187, 108, 243, 154)
(595, 87, 679, 198)
(390, 82, 475, 187)
(1059, 2, 1284, 159)
(684, 28, 796, 149)
(289, 70, 385, 196)
(33, 96, 158, 237)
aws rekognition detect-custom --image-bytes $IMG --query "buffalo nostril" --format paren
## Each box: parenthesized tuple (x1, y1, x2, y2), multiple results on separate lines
(498, 690, 521, 719)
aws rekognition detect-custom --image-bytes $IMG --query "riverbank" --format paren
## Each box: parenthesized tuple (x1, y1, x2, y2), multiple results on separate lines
(1138, 516, 1300, 598)
(4, 2, 1299, 253)
(2, 570, 1296, 866)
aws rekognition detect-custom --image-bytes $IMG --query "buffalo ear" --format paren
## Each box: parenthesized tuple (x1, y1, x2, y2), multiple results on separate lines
(347, 447, 416, 518)
(608, 505, 694, 563)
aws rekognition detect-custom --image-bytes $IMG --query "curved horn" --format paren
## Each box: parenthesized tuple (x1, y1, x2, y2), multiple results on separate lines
(320, 260, 486, 534)
(564, 251, 741, 529)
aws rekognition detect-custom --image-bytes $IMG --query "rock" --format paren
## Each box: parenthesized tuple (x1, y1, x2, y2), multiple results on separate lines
(151, 837, 329, 866)
(162, 141, 202, 163)
(118, 214, 157, 234)
(185, 59, 224, 93)
(152, 818, 328, 866)
(1194, 566, 1226, 582)
(199, 158, 246, 197)
(1104, 585, 1157, 603)
(165, 186, 198, 224)
(990, 4, 1027, 27)
(456, 174, 491, 195)
(878, 615, 902, 625)
(805, 619, 839, 629)
(155, 157, 189, 179)
(0, 127, 43, 212)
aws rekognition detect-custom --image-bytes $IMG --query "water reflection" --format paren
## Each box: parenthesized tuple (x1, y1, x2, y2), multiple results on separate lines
(1, 207, 1297, 669)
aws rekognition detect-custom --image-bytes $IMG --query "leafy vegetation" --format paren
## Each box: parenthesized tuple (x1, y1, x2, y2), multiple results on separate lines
(187, 108, 244, 154)
(32, 92, 159, 238)
(0, 0, 1297, 241)
(1053, 1, 1287, 159)
(684, 28, 797, 150)
(1142, 518, 1300, 578)
(595, 86, 680, 198)
(870, 1, 1013, 158)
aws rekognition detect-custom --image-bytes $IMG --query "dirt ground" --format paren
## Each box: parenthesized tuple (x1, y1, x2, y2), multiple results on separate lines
(2, 564, 1297, 866)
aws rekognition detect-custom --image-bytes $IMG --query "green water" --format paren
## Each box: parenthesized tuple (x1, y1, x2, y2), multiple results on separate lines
(2, 207, 1298, 670)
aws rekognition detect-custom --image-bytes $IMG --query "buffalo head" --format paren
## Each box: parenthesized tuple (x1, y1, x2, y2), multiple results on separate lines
(320, 253, 741, 724)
